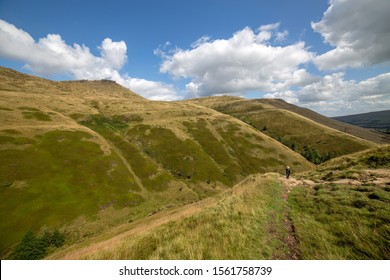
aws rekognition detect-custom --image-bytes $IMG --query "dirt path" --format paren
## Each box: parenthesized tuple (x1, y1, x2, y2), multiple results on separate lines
(276, 169, 390, 260)
(276, 176, 310, 260)
(48, 196, 219, 260)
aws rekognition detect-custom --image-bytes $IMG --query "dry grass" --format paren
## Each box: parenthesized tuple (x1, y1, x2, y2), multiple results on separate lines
(187, 97, 381, 164)
(53, 173, 292, 260)
(0, 67, 313, 257)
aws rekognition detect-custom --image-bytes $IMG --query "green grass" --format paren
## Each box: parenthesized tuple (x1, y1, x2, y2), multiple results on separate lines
(0, 129, 140, 254)
(289, 146, 390, 259)
(289, 183, 390, 259)
(213, 120, 303, 175)
(18, 107, 52, 121)
(127, 124, 232, 189)
(241, 110, 372, 163)
(82, 174, 291, 260)
(0, 135, 35, 145)
(302, 145, 390, 182)
(201, 100, 374, 164)
(183, 119, 242, 182)
(80, 115, 176, 192)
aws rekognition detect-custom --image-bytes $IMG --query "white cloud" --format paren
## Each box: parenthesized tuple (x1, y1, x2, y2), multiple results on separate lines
(0, 19, 179, 101)
(120, 76, 180, 101)
(158, 24, 315, 98)
(0, 19, 35, 60)
(0, 20, 98, 76)
(312, 0, 390, 70)
(99, 38, 127, 70)
(265, 72, 390, 116)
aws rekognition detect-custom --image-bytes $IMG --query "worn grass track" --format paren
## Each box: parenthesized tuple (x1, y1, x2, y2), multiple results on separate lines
(48, 173, 295, 260)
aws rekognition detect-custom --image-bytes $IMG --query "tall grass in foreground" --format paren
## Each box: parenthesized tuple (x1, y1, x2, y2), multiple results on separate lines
(83, 174, 290, 260)
(290, 145, 390, 259)
(289, 182, 390, 259)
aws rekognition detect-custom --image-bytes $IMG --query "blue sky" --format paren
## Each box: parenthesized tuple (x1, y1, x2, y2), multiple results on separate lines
(0, 0, 389, 116)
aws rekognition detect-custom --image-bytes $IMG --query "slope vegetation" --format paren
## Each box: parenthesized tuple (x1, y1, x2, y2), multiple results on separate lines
(187, 96, 380, 163)
(289, 145, 390, 259)
(0, 67, 312, 257)
(50, 173, 293, 260)
(49, 145, 389, 260)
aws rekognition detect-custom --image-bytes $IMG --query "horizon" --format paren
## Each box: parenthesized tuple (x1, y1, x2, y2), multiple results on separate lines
(0, 0, 389, 117)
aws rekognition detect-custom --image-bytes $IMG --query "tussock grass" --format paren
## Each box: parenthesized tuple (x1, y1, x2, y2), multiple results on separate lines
(289, 183, 390, 259)
(80, 174, 291, 260)
(289, 146, 390, 259)
(301, 145, 390, 182)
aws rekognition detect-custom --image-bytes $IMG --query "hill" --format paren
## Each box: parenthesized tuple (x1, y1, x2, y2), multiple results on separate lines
(186, 96, 380, 164)
(0, 67, 313, 257)
(333, 110, 390, 133)
(47, 145, 390, 260)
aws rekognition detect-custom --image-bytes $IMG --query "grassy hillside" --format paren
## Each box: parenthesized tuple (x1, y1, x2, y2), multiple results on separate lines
(48, 146, 389, 260)
(187, 96, 378, 163)
(50, 173, 294, 260)
(289, 145, 390, 259)
(0, 67, 313, 258)
(248, 98, 390, 144)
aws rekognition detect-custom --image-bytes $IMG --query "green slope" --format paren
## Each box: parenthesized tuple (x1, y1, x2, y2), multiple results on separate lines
(290, 145, 390, 259)
(187, 96, 377, 164)
(0, 67, 313, 257)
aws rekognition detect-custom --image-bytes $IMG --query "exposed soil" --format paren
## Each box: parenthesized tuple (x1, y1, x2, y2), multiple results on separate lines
(277, 176, 311, 260)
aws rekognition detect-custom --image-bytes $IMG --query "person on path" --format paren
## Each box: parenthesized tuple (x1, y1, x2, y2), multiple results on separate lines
(286, 165, 291, 179)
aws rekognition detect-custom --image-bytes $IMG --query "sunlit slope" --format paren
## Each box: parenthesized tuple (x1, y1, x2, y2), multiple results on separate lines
(289, 145, 390, 259)
(49, 146, 389, 260)
(187, 96, 377, 164)
(0, 67, 312, 255)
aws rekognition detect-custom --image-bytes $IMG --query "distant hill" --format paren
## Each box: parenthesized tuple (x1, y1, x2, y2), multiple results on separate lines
(187, 96, 380, 164)
(333, 110, 390, 133)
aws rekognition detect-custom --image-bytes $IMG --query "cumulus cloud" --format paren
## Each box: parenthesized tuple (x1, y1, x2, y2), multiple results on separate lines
(312, 0, 390, 70)
(265, 72, 390, 116)
(0, 20, 102, 76)
(120, 76, 180, 101)
(158, 24, 315, 98)
(0, 19, 179, 101)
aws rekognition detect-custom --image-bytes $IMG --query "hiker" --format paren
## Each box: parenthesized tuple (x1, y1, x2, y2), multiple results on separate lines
(286, 165, 291, 179)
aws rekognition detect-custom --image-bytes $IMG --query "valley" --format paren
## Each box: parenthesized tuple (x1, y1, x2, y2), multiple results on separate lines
(0, 67, 388, 260)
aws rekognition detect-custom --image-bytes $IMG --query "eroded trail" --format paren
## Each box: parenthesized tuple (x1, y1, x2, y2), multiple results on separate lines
(49, 174, 308, 260)
(276, 168, 390, 260)
(275, 176, 312, 260)
(48, 196, 219, 260)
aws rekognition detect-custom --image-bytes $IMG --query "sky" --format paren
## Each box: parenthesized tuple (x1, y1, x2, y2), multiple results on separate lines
(0, 0, 389, 117)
